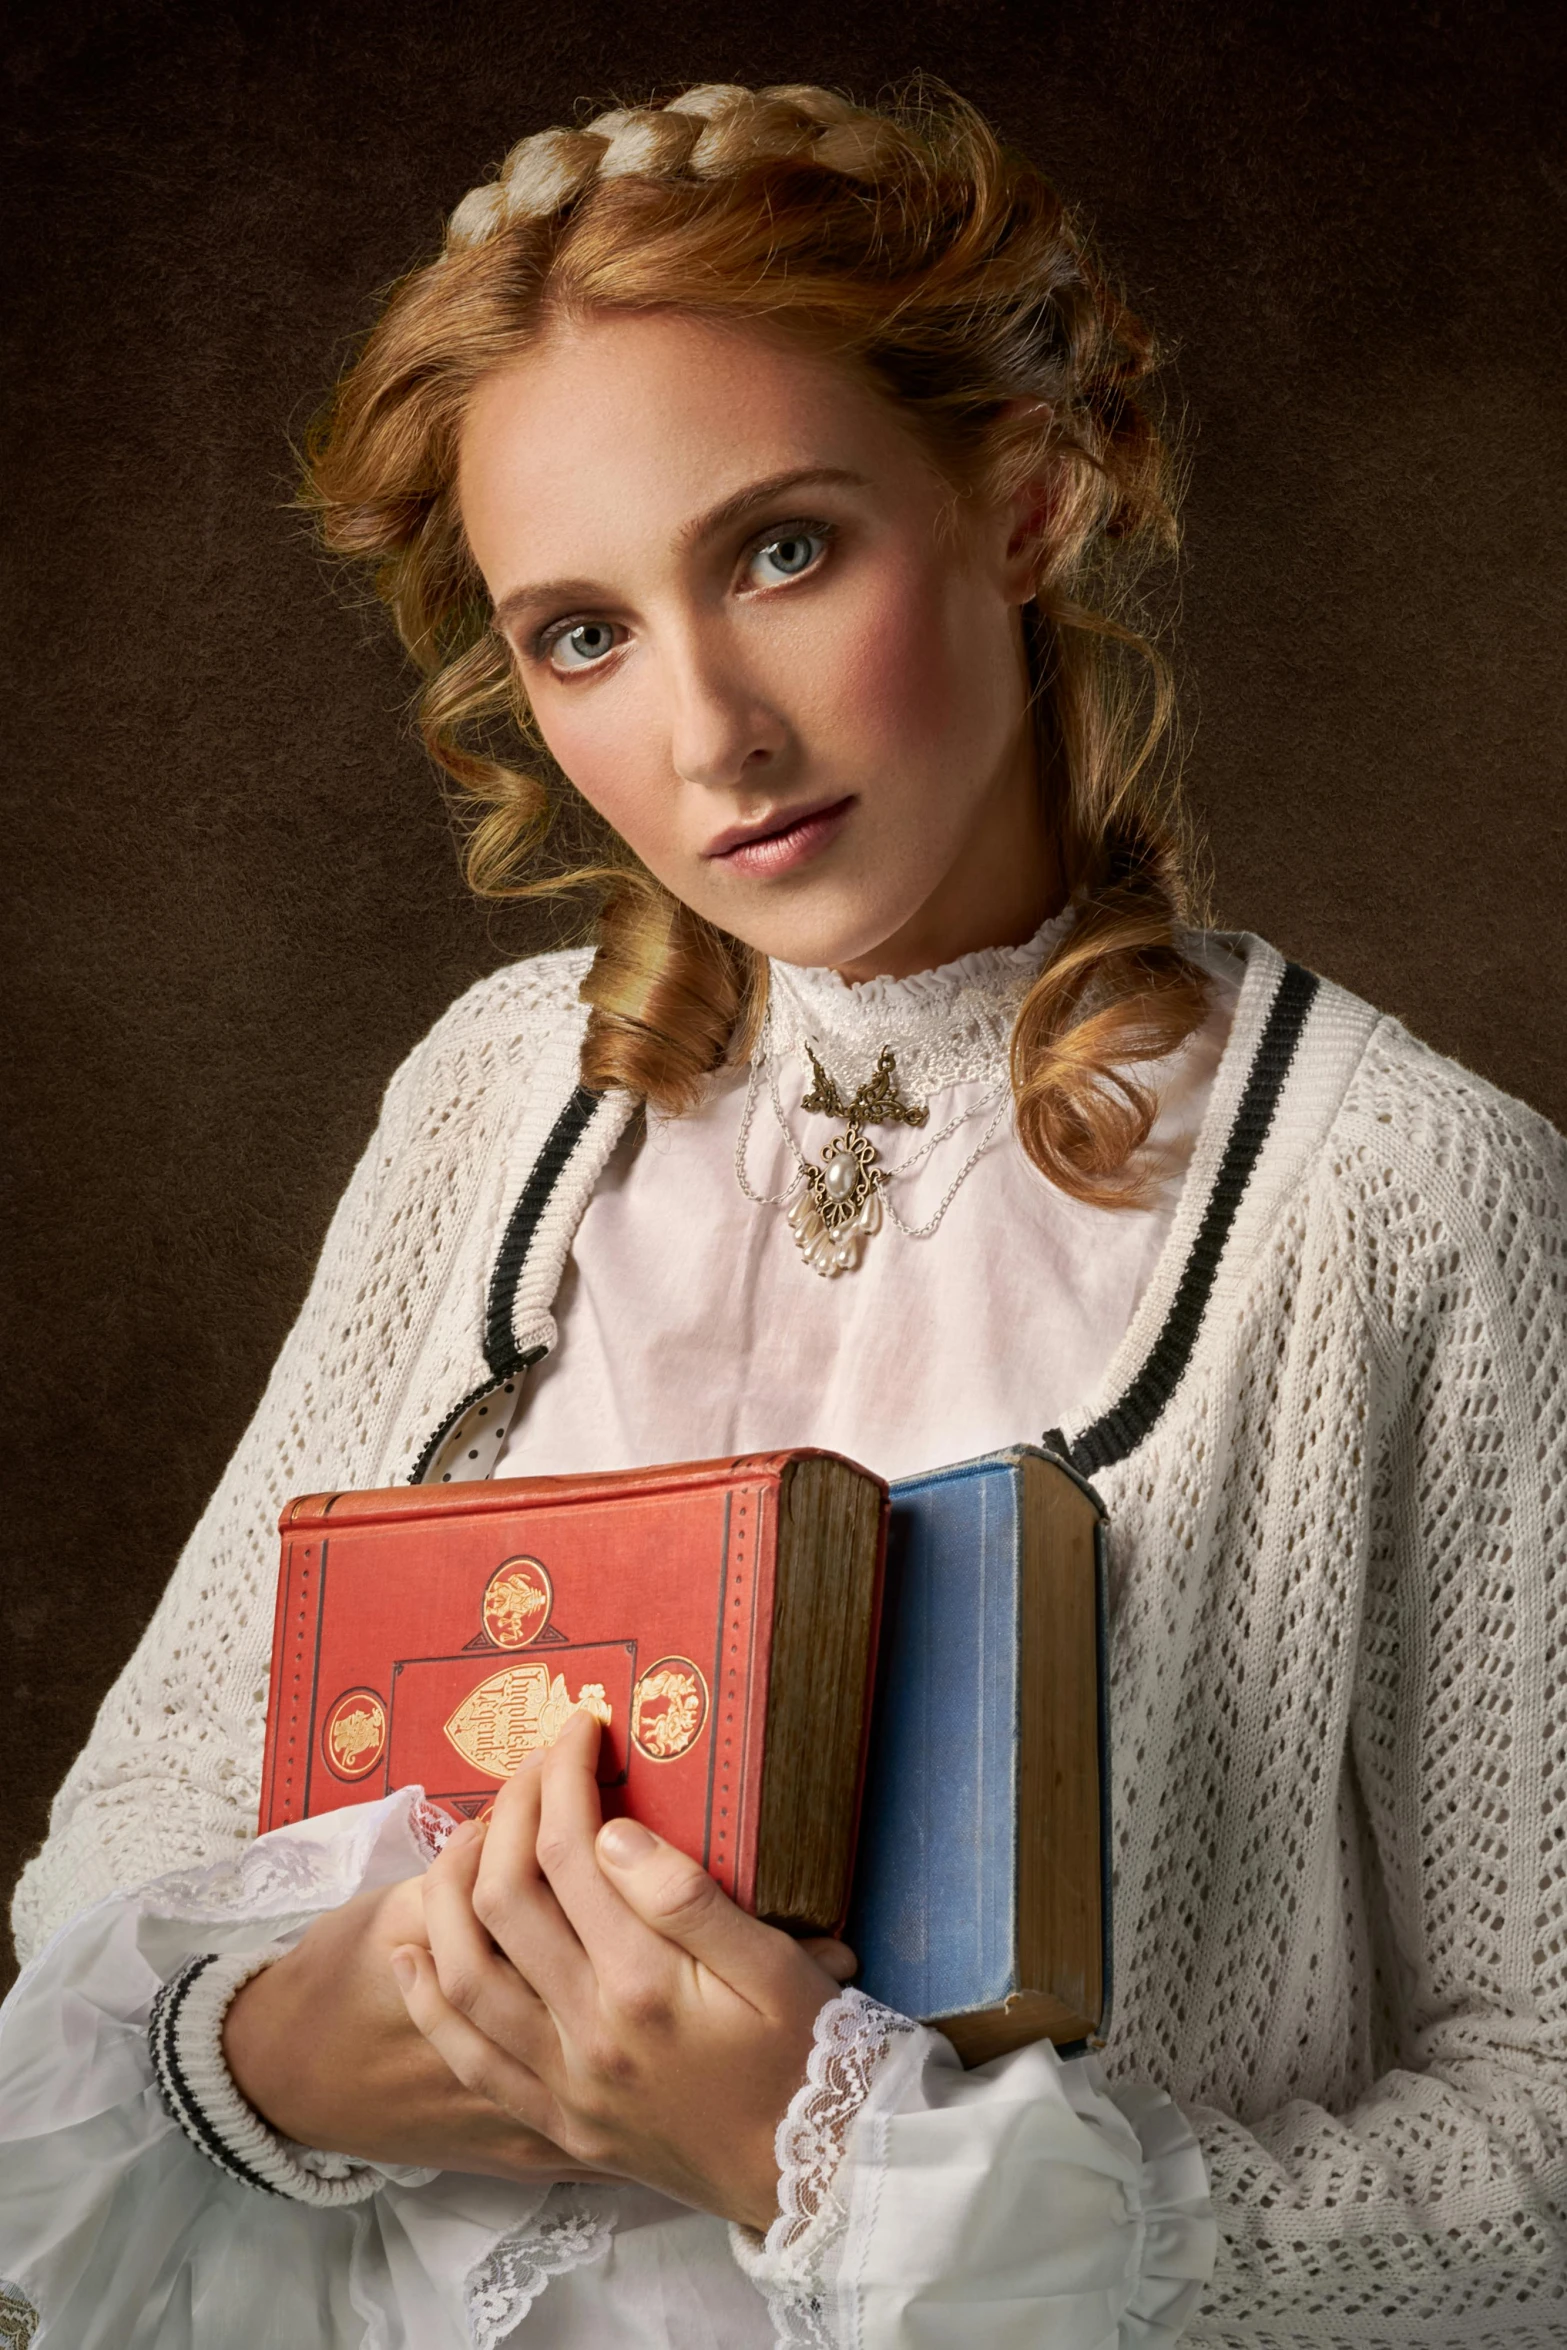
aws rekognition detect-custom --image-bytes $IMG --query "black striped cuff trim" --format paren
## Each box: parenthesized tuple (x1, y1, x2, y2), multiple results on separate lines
(148, 1956, 281, 2197)
(1064, 960, 1321, 1477)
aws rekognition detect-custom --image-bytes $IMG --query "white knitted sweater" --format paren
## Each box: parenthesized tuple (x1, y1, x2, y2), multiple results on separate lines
(12, 933, 1567, 2347)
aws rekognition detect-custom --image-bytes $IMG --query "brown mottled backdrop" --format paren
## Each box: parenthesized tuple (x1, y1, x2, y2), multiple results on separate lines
(4, 0, 1565, 1977)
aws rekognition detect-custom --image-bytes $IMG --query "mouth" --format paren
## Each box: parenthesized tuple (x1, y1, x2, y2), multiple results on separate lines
(703, 795, 855, 878)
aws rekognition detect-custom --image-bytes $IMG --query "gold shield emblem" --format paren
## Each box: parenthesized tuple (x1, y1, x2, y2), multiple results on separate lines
(323, 1687, 387, 1780)
(482, 1556, 554, 1649)
(631, 1658, 709, 1762)
(443, 1665, 612, 1780)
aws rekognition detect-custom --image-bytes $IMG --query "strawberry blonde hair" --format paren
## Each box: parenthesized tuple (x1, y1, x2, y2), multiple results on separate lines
(304, 80, 1210, 1204)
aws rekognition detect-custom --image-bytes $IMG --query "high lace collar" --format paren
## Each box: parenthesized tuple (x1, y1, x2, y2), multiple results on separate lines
(763, 905, 1075, 1097)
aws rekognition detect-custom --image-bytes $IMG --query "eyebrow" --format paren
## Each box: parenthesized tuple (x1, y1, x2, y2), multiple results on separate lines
(492, 465, 870, 636)
(674, 463, 869, 551)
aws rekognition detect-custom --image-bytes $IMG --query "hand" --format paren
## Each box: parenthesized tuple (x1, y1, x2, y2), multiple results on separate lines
(392, 1709, 857, 2231)
(221, 1864, 611, 2183)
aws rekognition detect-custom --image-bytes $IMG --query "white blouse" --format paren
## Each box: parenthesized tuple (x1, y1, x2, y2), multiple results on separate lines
(502, 912, 1240, 1483)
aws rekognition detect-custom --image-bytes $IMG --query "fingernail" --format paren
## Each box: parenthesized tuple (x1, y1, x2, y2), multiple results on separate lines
(598, 1816, 656, 1866)
(390, 1948, 416, 1990)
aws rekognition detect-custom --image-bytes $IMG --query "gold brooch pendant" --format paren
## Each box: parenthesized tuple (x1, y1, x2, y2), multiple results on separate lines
(786, 1044, 928, 1277)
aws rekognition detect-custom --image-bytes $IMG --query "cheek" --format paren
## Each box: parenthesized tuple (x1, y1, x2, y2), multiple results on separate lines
(529, 680, 673, 859)
(809, 557, 982, 769)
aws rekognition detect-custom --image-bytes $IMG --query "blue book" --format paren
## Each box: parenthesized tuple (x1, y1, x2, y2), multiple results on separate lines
(846, 1445, 1110, 2063)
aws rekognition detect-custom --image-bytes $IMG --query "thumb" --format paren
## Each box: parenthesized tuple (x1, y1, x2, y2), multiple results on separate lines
(798, 1937, 858, 1984)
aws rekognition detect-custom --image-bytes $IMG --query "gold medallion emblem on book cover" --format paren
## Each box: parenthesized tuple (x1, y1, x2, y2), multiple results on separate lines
(444, 1664, 612, 1779)
(482, 1555, 554, 1647)
(631, 1658, 709, 1762)
(323, 1687, 387, 1780)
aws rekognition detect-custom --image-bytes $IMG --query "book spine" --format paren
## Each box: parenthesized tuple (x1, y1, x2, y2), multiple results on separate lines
(258, 1546, 294, 1830)
(719, 1479, 775, 1914)
(258, 1534, 328, 1833)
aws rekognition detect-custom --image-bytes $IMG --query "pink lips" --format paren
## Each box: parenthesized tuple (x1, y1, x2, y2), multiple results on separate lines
(705, 796, 853, 878)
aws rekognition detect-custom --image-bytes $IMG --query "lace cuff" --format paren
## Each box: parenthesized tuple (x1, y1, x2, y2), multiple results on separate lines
(463, 2189, 615, 2349)
(148, 1948, 397, 2206)
(1107, 2080, 1218, 2344)
(729, 1987, 919, 2345)
(731, 2009, 1219, 2350)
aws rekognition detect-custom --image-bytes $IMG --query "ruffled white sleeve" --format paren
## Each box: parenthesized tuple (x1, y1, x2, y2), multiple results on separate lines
(731, 1989, 1216, 2350)
(0, 1789, 615, 2349)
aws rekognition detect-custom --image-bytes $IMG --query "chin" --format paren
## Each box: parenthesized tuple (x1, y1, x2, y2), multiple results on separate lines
(711, 894, 930, 976)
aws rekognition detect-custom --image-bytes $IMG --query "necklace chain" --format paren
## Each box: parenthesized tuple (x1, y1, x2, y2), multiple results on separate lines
(733, 1026, 804, 1208)
(881, 1089, 1013, 1237)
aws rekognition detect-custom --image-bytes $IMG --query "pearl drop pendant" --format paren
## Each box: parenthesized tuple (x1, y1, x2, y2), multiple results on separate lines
(788, 1131, 886, 1276)
(780, 1041, 927, 1278)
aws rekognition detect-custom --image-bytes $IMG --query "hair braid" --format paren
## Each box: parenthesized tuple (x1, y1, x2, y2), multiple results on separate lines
(445, 84, 889, 255)
(304, 80, 1210, 1207)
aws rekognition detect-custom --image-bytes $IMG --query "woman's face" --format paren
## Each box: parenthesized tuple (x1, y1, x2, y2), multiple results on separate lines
(458, 308, 1055, 978)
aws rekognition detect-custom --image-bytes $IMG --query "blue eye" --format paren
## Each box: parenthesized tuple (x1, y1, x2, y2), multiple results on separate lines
(548, 621, 619, 673)
(750, 530, 827, 586)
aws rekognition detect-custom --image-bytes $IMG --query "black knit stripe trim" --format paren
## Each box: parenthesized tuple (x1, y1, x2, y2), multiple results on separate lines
(410, 1086, 609, 1481)
(483, 1085, 605, 1376)
(148, 1958, 281, 2198)
(1064, 961, 1321, 1478)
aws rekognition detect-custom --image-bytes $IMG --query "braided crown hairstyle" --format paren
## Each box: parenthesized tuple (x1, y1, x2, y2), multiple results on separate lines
(305, 80, 1210, 1205)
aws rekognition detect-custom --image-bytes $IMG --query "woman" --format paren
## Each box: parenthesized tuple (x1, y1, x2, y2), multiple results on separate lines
(2, 79, 1563, 2350)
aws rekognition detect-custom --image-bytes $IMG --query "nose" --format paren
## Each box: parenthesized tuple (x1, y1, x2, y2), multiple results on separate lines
(663, 624, 788, 796)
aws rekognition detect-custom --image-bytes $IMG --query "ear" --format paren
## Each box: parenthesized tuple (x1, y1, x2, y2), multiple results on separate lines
(1000, 481, 1055, 605)
(992, 400, 1058, 606)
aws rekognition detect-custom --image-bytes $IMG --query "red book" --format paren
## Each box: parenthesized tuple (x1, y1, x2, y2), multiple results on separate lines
(261, 1451, 888, 1933)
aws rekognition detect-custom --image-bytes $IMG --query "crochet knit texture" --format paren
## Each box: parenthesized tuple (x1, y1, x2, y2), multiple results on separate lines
(12, 940, 1567, 2348)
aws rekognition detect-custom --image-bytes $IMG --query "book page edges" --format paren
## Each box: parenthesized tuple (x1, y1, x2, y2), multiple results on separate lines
(1016, 1453, 1107, 2042)
(755, 1456, 888, 1934)
(936, 1987, 1100, 2065)
(935, 1458, 1108, 2067)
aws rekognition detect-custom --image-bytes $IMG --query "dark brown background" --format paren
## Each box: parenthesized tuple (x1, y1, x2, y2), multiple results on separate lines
(4, 0, 1565, 1976)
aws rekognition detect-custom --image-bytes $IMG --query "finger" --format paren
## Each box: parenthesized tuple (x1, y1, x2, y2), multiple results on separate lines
(798, 1938, 858, 1985)
(476, 1745, 550, 1905)
(390, 1942, 566, 2143)
(595, 1816, 799, 2003)
(470, 1750, 596, 2012)
(423, 1822, 560, 2067)
(529, 1711, 643, 1955)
